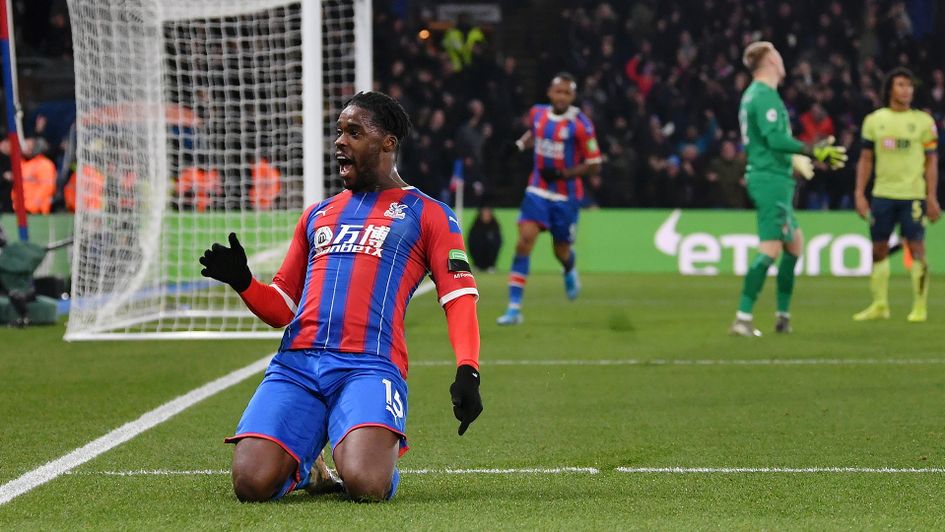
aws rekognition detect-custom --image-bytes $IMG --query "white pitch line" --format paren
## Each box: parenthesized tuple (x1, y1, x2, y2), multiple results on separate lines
(0, 354, 274, 506)
(68, 466, 945, 477)
(67, 469, 232, 477)
(411, 358, 945, 367)
(404, 467, 600, 475)
(70, 467, 601, 476)
(617, 467, 945, 474)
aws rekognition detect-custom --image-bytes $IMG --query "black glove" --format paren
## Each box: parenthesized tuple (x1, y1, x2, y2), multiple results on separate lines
(450, 364, 482, 436)
(539, 167, 566, 181)
(199, 232, 252, 292)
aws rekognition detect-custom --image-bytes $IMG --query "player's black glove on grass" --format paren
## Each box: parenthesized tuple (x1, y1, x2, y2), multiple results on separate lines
(199, 232, 252, 292)
(450, 364, 482, 436)
(539, 168, 566, 181)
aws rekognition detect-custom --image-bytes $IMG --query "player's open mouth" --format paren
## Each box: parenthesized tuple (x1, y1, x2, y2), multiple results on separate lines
(336, 154, 353, 177)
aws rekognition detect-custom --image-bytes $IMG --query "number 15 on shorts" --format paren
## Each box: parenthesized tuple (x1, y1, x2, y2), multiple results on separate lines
(383, 378, 404, 419)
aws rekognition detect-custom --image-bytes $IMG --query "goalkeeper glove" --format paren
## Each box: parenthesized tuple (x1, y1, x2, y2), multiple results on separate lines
(199, 232, 252, 292)
(539, 167, 566, 181)
(807, 136, 848, 170)
(449, 364, 482, 436)
(792, 154, 815, 180)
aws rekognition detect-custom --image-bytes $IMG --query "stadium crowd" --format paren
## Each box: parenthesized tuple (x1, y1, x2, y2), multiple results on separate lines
(2, 0, 945, 214)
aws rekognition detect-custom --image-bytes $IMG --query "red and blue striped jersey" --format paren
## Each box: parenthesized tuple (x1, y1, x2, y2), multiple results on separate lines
(270, 187, 478, 376)
(528, 104, 602, 201)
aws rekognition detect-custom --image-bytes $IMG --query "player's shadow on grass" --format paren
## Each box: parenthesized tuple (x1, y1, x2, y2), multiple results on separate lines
(533, 310, 635, 332)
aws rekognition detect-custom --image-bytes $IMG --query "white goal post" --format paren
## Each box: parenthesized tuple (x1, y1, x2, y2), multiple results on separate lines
(65, 0, 372, 340)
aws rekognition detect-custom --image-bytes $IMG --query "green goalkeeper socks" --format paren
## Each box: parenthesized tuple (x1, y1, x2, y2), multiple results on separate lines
(738, 254, 775, 314)
(776, 252, 798, 314)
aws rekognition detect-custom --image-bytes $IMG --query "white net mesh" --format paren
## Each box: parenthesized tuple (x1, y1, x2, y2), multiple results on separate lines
(65, 0, 370, 339)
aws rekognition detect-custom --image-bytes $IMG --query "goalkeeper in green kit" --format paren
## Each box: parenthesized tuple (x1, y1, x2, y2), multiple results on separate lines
(729, 42, 848, 337)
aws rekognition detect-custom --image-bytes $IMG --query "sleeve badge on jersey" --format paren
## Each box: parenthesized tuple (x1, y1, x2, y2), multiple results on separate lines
(765, 109, 777, 122)
(448, 249, 471, 272)
(586, 138, 599, 153)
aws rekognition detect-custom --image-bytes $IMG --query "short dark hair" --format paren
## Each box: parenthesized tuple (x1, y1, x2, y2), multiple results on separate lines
(344, 91, 413, 149)
(882, 67, 915, 106)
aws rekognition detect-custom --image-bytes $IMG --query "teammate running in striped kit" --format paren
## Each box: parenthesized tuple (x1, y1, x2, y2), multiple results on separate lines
(497, 72, 602, 325)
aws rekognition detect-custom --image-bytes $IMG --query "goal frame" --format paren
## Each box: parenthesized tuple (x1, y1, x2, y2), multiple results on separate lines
(64, 0, 372, 341)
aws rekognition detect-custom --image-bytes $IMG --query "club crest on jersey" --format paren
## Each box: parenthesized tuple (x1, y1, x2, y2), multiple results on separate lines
(314, 223, 389, 257)
(314, 226, 333, 249)
(385, 202, 407, 219)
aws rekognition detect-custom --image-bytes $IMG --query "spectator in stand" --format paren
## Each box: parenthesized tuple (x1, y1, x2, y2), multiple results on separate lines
(930, 69, 945, 120)
(655, 155, 683, 208)
(410, 107, 453, 200)
(703, 140, 748, 208)
(624, 45, 656, 99)
(824, 129, 858, 210)
(676, 145, 700, 207)
(798, 103, 836, 144)
(467, 205, 502, 272)
(248, 154, 281, 211)
(14, 138, 57, 215)
(64, 163, 105, 213)
(441, 12, 484, 73)
(454, 99, 490, 203)
(175, 155, 222, 212)
(677, 111, 718, 158)
(594, 135, 637, 207)
(41, 6, 73, 59)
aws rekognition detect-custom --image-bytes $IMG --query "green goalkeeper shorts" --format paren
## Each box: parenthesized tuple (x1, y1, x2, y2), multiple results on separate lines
(747, 176, 799, 243)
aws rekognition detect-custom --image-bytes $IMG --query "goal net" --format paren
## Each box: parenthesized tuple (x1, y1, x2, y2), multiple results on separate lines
(65, 0, 372, 340)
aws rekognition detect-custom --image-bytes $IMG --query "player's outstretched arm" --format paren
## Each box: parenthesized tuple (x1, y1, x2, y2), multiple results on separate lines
(199, 232, 252, 292)
(445, 295, 482, 436)
(758, 117, 847, 170)
(515, 130, 534, 152)
(200, 232, 295, 327)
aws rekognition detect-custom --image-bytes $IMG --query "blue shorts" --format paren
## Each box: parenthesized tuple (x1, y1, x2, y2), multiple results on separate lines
(870, 197, 926, 242)
(518, 191, 580, 243)
(225, 349, 408, 498)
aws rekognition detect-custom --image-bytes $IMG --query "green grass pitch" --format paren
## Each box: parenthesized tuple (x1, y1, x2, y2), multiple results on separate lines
(3, 272, 945, 529)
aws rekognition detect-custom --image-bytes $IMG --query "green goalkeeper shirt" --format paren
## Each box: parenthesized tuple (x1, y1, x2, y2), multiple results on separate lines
(738, 80, 805, 184)
(860, 107, 938, 200)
